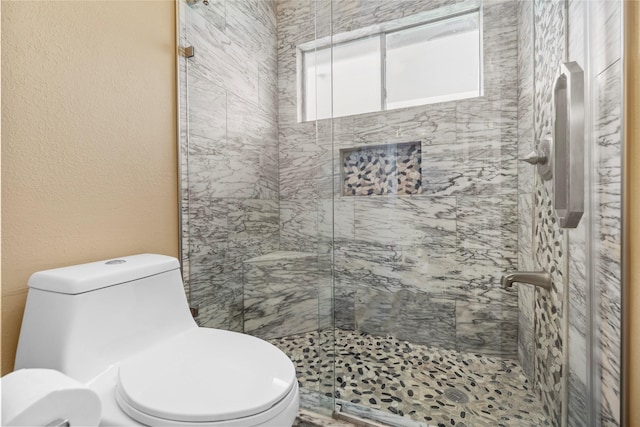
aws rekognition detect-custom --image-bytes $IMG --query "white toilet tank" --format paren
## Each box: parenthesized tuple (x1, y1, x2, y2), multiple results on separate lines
(15, 254, 197, 382)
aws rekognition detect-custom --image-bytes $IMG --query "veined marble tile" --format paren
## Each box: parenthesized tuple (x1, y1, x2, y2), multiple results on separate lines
(187, 75, 227, 154)
(456, 195, 517, 252)
(455, 301, 518, 357)
(186, 0, 225, 35)
(243, 253, 320, 339)
(354, 197, 457, 247)
(517, 193, 536, 379)
(533, 0, 565, 151)
(227, 199, 279, 241)
(259, 63, 278, 117)
(595, 62, 622, 426)
(518, 309, 535, 381)
(317, 272, 334, 331)
(279, 142, 326, 199)
(596, 60, 622, 170)
(352, 103, 456, 148)
(567, 316, 587, 414)
(187, 198, 229, 245)
(318, 198, 355, 241)
(279, 119, 317, 149)
(316, 116, 355, 148)
(567, 223, 588, 413)
(419, 141, 459, 196)
(276, 0, 314, 48)
(482, 0, 518, 102)
(568, 222, 587, 365)
(567, 370, 588, 427)
(592, 0, 621, 76)
(225, 0, 277, 65)
(331, 0, 461, 35)
(259, 145, 280, 199)
(280, 199, 320, 252)
(518, 193, 534, 270)
(455, 98, 518, 162)
(444, 248, 518, 307)
(316, 147, 342, 199)
(517, 0, 535, 196)
(188, 151, 267, 199)
(334, 241, 457, 296)
(424, 160, 518, 196)
(194, 276, 245, 332)
(227, 91, 277, 148)
(355, 288, 456, 350)
(188, 248, 225, 294)
(186, 5, 259, 104)
(334, 282, 356, 331)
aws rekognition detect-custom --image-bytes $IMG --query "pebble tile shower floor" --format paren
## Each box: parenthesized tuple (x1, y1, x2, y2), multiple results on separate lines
(270, 329, 551, 427)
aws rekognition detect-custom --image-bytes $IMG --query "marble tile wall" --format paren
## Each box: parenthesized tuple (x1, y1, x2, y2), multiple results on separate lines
(566, 1, 588, 425)
(525, 1, 623, 426)
(180, 0, 280, 331)
(594, 42, 622, 427)
(243, 251, 319, 339)
(516, 0, 536, 383)
(277, 0, 519, 358)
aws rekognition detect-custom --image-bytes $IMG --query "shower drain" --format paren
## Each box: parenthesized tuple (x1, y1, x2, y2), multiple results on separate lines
(443, 388, 469, 404)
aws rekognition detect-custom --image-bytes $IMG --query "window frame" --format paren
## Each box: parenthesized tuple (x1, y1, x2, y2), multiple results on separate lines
(297, 1, 484, 122)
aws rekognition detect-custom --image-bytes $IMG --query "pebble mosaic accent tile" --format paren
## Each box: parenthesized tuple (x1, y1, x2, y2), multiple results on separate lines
(532, 1, 566, 425)
(270, 329, 550, 427)
(342, 142, 422, 196)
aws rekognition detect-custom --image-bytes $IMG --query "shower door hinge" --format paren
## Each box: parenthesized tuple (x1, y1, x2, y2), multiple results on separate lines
(181, 46, 195, 58)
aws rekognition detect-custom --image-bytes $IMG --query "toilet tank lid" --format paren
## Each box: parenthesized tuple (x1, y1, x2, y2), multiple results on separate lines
(28, 254, 180, 295)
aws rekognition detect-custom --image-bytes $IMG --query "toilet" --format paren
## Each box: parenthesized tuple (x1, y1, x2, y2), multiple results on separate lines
(10, 254, 299, 426)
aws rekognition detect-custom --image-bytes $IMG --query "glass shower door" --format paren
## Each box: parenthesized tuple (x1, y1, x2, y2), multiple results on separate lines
(327, 0, 550, 425)
(177, 0, 336, 417)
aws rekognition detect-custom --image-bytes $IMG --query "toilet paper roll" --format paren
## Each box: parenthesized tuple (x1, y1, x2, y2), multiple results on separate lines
(1, 368, 102, 426)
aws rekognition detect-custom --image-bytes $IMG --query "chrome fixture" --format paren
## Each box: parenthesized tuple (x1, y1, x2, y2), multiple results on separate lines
(181, 46, 195, 58)
(186, 0, 209, 6)
(553, 61, 584, 228)
(500, 271, 552, 291)
(519, 137, 553, 180)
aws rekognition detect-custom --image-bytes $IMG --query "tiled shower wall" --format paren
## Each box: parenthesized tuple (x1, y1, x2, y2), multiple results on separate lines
(517, 0, 622, 426)
(277, 0, 520, 358)
(180, 0, 280, 331)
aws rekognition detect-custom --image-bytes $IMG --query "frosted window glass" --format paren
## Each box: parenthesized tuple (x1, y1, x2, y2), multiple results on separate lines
(385, 12, 480, 109)
(332, 36, 381, 118)
(304, 48, 332, 121)
(304, 36, 381, 121)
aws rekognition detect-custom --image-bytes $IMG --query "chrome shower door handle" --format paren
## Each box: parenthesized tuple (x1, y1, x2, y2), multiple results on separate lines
(553, 61, 584, 228)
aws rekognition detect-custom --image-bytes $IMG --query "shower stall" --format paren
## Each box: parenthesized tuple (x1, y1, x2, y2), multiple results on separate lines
(177, 0, 623, 426)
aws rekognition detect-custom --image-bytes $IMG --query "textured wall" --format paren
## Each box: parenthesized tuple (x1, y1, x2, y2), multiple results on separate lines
(591, 1, 623, 423)
(277, 0, 520, 358)
(180, 0, 279, 331)
(1, 0, 179, 375)
(520, 0, 623, 425)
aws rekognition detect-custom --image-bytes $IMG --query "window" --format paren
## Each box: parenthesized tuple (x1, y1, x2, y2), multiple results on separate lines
(299, 9, 482, 122)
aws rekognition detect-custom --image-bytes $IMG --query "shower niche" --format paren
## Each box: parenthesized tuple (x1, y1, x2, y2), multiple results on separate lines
(341, 141, 423, 196)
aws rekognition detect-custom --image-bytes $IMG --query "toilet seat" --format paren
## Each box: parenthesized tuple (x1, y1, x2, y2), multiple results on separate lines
(115, 327, 297, 426)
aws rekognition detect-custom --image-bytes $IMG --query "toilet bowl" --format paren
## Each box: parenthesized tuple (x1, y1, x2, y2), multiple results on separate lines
(11, 254, 299, 426)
